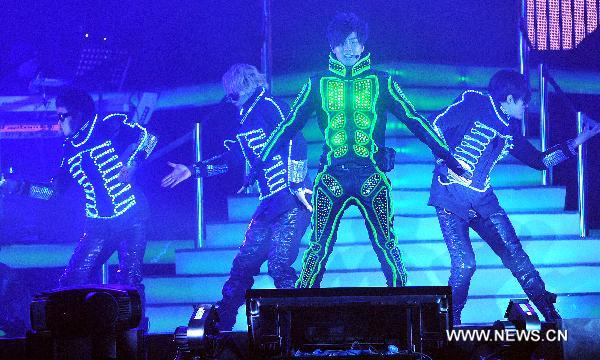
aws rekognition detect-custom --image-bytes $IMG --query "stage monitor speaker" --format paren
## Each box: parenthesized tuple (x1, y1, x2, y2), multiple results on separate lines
(246, 286, 451, 359)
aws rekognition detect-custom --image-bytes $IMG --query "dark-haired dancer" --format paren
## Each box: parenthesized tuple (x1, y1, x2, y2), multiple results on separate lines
(429, 70, 600, 324)
(0, 88, 157, 305)
(260, 13, 467, 288)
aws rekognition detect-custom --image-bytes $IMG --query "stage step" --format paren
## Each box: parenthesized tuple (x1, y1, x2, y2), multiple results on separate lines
(145, 265, 599, 306)
(204, 211, 580, 247)
(306, 137, 542, 164)
(305, 163, 541, 190)
(145, 291, 600, 334)
(227, 186, 565, 221)
(176, 238, 600, 275)
(0, 239, 194, 269)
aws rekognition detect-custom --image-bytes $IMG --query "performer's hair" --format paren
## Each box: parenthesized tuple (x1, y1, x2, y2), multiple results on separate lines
(56, 87, 96, 130)
(327, 12, 368, 49)
(488, 70, 531, 104)
(222, 64, 267, 96)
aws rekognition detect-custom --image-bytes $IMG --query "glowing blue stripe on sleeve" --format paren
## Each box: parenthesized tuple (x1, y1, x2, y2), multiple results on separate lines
(433, 90, 509, 134)
(102, 113, 128, 122)
(264, 96, 286, 122)
(71, 115, 99, 148)
(104, 113, 158, 166)
(127, 128, 148, 166)
(223, 139, 237, 151)
(240, 88, 265, 125)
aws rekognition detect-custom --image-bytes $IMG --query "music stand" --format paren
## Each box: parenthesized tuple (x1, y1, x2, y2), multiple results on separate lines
(74, 45, 131, 91)
(72, 40, 132, 284)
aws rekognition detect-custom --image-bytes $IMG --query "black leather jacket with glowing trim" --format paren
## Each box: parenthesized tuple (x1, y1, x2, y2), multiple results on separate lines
(430, 90, 576, 193)
(17, 114, 157, 220)
(191, 88, 310, 220)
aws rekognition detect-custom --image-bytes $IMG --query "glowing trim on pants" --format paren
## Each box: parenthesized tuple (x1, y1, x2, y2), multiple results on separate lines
(297, 169, 407, 288)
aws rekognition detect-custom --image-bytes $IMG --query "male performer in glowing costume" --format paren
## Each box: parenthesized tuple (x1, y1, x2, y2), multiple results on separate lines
(162, 64, 311, 330)
(0, 88, 157, 304)
(429, 70, 600, 324)
(259, 13, 466, 288)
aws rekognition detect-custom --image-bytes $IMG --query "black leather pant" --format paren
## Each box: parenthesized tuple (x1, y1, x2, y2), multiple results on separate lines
(296, 164, 408, 288)
(216, 207, 310, 331)
(435, 207, 560, 325)
(58, 219, 147, 310)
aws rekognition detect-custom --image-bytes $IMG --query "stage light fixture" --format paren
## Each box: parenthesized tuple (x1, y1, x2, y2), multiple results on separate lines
(173, 304, 220, 360)
(494, 298, 541, 332)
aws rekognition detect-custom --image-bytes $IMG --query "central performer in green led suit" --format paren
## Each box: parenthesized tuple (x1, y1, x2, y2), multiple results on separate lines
(260, 13, 467, 288)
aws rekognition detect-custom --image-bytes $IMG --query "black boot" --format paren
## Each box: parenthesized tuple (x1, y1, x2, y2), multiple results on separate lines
(518, 273, 561, 322)
(214, 301, 238, 331)
(531, 291, 561, 322)
(452, 308, 463, 326)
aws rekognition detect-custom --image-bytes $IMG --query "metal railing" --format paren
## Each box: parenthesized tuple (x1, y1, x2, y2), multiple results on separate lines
(195, 123, 205, 248)
(539, 64, 551, 185)
(577, 112, 589, 237)
(518, 0, 529, 137)
(520, 0, 588, 237)
(102, 263, 109, 284)
(538, 65, 588, 238)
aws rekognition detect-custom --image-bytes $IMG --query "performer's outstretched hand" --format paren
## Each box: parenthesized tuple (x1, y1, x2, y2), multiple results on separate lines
(294, 188, 313, 212)
(161, 162, 191, 188)
(574, 118, 600, 147)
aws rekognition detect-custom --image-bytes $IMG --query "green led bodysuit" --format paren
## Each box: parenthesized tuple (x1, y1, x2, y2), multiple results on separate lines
(261, 54, 462, 288)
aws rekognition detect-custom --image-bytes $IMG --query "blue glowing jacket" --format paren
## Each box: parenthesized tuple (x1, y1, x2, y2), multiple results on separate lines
(191, 87, 309, 220)
(428, 90, 576, 218)
(23, 113, 157, 220)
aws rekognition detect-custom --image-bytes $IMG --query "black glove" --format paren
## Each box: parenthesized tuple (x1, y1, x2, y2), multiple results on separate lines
(375, 147, 396, 172)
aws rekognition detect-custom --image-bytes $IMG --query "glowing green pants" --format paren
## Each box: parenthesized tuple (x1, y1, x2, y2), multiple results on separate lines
(296, 164, 408, 288)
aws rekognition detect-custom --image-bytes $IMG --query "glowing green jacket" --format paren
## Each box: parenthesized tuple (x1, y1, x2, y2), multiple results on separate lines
(261, 53, 463, 174)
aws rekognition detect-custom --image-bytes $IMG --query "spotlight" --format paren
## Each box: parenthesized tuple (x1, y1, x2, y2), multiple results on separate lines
(494, 298, 541, 332)
(173, 304, 220, 360)
(27, 285, 143, 360)
(30, 285, 142, 335)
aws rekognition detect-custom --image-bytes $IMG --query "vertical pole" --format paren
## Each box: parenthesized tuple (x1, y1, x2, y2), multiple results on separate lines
(195, 123, 204, 248)
(519, 0, 529, 136)
(539, 64, 551, 185)
(261, 0, 273, 90)
(576, 112, 588, 237)
(100, 91, 108, 283)
(102, 263, 109, 284)
(242, 0, 272, 196)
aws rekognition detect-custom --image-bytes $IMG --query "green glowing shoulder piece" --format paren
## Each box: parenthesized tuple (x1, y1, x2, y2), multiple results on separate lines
(387, 76, 448, 150)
